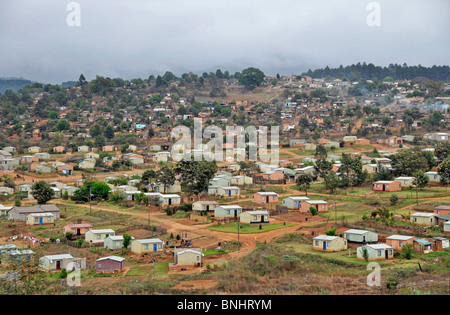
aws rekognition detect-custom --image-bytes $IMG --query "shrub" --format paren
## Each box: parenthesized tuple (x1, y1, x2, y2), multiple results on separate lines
(401, 243, 413, 260)
(65, 231, 73, 241)
(361, 246, 369, 262)
(390, 194, 399, 205)
(309, 206, 318, 216)
(325, 228, 336, 236)
(165, 206, 173, 216)
(386, 276, 399, 290)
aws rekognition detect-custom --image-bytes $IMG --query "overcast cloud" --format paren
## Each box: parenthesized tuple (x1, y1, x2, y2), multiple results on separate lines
(0, 0, 449, 83)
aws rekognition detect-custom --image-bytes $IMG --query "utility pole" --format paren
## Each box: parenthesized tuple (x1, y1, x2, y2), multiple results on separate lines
(237, 218, 240, 249)
(334, 190, 337, 226)
(89, 186, 92, 215)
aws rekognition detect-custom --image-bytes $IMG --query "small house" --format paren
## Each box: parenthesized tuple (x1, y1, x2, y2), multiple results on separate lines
(1, 249, 35, 266)
(425, 171, 441, 182)
(217, 186, 240, 198)
(444, 221, 450, 234)
(130, 238, 164, 254)
(344, 229, 378, 243)
(413, 239, 433, 254)
(230, 175, 253, 186)
(192, 201, 218, 213)
(79, 159, 95, 169)
(34, 152, 51, 160)
(39, 254, 86, 271)
(53, 146, 67, 154)
(240, 211, 269, 224)
(57, 164, 74, 175)
(385, 235, 414, 251)
(431, 237, 449, 251)
(0, 186, 14, 195)
(312, 235, 347, 252)
(372, 181, 402, 192)
(173, 248, 203, 267)
(27, 213, 55, 226)
(394, 177, 415, 188)
(104, 235, 135, 250)
(27, 146, 41, 153)
(282, 196, 310, 210)
(214, 205, 242, 218)
(19, 184, 32, 193)
(62, 186, 78, 196)
(77, 145, 90, 153)
(410, 212, 437, 226)
(300, 200, 328, 213)
(0, 204, 13, 217)
(434, 206, 450, 217)
(210, 177, 231, 187)
(253, 192, 279, 204)
(85, 229, 116, 244)
(21, 155, 39, 163)
(96, 256, 125, 273)
(357, 244, 394, 261)
(159, 194, 181, 206)
(63, 223, 92, 237)
(8, 205, 60, 221)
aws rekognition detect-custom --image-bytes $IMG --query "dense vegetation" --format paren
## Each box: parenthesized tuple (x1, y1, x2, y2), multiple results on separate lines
(304, 62, 450, 81)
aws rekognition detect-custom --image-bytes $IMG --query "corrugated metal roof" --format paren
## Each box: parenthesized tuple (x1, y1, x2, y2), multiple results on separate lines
(345, 229, 373, 235)
(414, 239, 432, 246)
(313, 235, 338, 241)
(43, 254, 73, 260)
(367, 244, 392, 250)
(386, 235, 414, 241)
(135, 238, 164, 244)
(96, 256, 125, 262)
(90, 229, 115, 234)
(244, 211, 269, 215)
(176, 249, 203, 256)
(411, 212, 436, 217)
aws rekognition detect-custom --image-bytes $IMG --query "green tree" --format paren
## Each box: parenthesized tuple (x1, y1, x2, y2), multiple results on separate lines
(391, 149, 429, 176)
(89, 124, 103, 137)
(31, 181, 54, 204)
(122, 232, 132, 248)
(104, 125, 115, 139)
(238, 67, 265, 90)
(56, 119, 70, 131)
(72, 181, 111, 202)
(314, 145, 327, 158)
(175, 159, 218, 196)
(437, 157, 450, 187)
(435, 142, 450, 161)
(413, 171, 429, 189)
(296, 173, 313, 196)
(314, 158, 332, 179)
(155, 165, 176, 194)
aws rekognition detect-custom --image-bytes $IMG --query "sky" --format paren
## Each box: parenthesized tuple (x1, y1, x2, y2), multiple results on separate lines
(0, 0, 449, 84)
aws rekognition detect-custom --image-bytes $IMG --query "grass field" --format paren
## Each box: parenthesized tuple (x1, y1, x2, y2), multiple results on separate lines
(208, 222, 296, 234)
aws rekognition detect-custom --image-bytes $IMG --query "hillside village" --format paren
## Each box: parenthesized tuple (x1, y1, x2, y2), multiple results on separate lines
(0, 66, 449, 295)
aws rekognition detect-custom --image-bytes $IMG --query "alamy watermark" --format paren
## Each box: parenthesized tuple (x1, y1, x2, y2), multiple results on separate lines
(367, 2, 381, 27)
(366, 262, 381, 287)
(66, 262, 81, 287)
(171, 118, 279, 164)
(67, 2, 81, 27)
